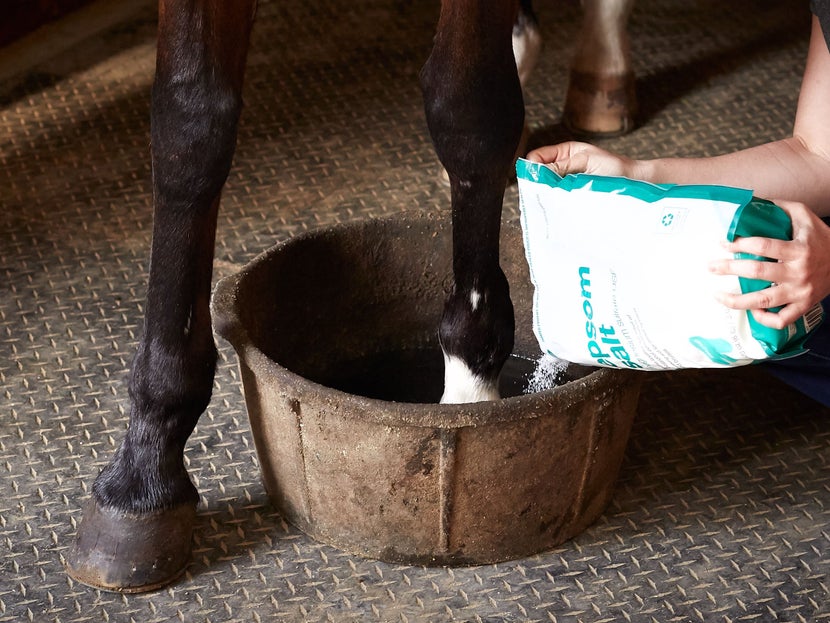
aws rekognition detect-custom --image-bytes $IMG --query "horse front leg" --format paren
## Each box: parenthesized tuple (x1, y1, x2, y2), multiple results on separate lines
(564, 0, 636, 136)
(421, 0, 524, 403)
(66, 0, 256, 592)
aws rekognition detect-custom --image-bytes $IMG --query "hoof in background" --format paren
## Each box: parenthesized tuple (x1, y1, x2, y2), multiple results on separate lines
(563, 70, 637, 138)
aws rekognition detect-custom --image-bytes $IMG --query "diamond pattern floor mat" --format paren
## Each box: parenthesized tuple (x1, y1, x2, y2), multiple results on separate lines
(1, 0, 828, 621)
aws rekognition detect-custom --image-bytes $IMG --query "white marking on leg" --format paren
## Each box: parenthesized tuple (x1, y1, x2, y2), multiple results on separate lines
(469, 289, 481, 312)
(440, 354, 500, 404)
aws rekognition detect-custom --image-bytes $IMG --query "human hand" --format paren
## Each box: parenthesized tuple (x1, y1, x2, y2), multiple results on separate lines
(526, 141, 641, 178)
(709, 200, 830, 329)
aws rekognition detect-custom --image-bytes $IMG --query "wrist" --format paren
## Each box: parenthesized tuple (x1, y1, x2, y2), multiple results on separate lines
(629, 158, 656, 182)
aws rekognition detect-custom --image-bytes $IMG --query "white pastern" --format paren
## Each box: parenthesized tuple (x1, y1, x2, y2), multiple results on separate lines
(440, 354, 500, 404)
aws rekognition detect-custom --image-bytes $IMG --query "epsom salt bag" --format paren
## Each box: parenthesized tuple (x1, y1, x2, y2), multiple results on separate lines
(516, 158, 824, 371)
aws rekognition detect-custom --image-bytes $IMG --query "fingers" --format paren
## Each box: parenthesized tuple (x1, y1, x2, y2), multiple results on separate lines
(525, 145, 560, 163)
(708, 243, 789, 281)
(551, 152, 592, 176)
(714, 287, 805, 329)
(711, 250, 816, 330)
(527, 142, 573, 164)
(526, 141, 635, 177)
(720, 236, 793, 261)
(750, 307, 804, 330)
(714, 286, 781, 314)
(709, 231, 806, 330)
(526, 141, 589, 164)
(526, 142, 598, 175)
(709, 198, 825, 331)
(770, 198, 813, 223)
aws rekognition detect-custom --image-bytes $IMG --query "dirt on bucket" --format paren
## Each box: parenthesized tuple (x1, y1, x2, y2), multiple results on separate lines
(211, 212, 642, 565)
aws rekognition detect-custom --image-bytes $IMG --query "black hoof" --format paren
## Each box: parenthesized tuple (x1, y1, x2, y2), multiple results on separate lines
(66, 497, 196, 593)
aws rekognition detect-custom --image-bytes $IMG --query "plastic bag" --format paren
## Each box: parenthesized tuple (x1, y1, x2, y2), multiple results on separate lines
(516, 158, 824, 370)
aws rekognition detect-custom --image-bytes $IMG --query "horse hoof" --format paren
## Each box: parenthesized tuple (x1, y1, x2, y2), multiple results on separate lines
(562, 70, 636, 138)
(65, 497, 196, 593)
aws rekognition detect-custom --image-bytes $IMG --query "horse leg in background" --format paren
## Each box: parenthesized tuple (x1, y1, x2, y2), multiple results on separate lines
(66, 0, 256, 592)
(421, 0, 524, 404)
(564, 0, 636, 136)
(512, 0, 543, 157)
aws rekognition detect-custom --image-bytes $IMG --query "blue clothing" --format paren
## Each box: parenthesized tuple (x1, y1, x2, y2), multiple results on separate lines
(761, 217, 830, 406)
(764, 296, 830, 406)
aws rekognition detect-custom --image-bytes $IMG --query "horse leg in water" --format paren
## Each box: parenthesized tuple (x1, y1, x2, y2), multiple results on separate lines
(564, 0, 636, 136)
(66, 0, 257, 592)
(421, 0, 524, 403)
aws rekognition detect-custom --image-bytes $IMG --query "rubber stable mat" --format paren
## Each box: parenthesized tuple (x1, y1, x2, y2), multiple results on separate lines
(1, 0, 828, 621)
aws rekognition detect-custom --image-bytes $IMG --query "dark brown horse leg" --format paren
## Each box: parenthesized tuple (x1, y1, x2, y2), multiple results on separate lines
(66, 0, 256, 592)
(421, 0, 524, 403)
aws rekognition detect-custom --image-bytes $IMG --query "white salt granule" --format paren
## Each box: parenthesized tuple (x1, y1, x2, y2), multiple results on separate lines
(525, 353, 569, 394)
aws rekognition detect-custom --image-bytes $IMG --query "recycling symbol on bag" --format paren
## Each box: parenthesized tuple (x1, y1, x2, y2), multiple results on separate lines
(656, 206, 688, 234)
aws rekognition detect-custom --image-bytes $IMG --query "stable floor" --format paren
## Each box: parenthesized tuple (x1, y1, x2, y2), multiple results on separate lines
(1, 0, 828, 621)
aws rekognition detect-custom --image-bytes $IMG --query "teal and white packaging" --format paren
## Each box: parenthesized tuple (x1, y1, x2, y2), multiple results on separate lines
(516, 158, 824, 371)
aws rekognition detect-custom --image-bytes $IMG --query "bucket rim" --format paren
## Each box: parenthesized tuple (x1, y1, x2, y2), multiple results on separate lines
(210, 212, 641, 429)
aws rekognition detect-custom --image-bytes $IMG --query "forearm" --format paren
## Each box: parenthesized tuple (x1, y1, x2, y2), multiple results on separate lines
(635, 137, 830, 216)
(636, 17, 830, 216)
